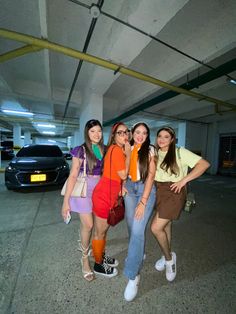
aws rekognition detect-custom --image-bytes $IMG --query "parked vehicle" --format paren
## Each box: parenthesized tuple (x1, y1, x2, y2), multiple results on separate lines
(62, 150, 72, 160)
(5, 144, 70, 190)
(1, 141, 15, 160)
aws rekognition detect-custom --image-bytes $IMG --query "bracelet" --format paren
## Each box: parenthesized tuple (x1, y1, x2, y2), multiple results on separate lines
(140, 200, 146, 206)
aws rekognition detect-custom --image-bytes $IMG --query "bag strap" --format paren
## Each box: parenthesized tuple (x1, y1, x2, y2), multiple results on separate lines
(82, 146, 86, 177)
(177, 147, 180, 160)
(109, 146, 122, 208)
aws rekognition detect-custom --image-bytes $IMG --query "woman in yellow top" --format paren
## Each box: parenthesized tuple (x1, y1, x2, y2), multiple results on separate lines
(123, 122, 156, 302)
(151, 126, 210, 282)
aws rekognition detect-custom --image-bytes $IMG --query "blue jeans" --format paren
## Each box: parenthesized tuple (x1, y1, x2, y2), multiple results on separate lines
(123, 178, 156, 280)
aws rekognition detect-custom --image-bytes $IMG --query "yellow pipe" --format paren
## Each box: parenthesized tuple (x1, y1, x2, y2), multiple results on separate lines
(0, 28, 235, 110)
(0, 45, 42, 63)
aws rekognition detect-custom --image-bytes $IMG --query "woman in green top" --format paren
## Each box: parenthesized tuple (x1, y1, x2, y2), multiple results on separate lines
(151, 126, 210, 282)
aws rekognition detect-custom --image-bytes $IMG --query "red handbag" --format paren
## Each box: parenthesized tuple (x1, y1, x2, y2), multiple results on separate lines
(107, 146, 125, 227)
(107, 195, 125, 226)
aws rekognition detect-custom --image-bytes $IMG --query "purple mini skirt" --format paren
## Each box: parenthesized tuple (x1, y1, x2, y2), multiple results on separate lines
(69, 176, 100, 214)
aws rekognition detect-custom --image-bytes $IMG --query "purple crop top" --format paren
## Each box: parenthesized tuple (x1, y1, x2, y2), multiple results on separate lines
(70, 145, 103, 175)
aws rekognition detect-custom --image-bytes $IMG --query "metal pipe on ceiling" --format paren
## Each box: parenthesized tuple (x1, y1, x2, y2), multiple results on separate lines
(0, 45, 42, 63)
(69, 0, 235, 81)
(103, 58, 236, 126)
(63, 0, 104, 119)
(0, 28, 235, 113)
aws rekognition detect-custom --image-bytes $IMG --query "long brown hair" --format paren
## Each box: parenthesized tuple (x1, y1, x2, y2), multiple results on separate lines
(130, 122, 154, 182)
(83, 119, 104, 174)
(156, 126, 179, 176)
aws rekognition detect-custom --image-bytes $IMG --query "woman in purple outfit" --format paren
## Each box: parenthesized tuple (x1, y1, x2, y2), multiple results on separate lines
(61, 119, 106, 282)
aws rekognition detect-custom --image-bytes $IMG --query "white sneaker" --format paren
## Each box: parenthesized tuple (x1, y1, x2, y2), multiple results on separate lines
(155, 255, 165, 271)
(124, 275, 140, 302)
(165, 252, 177, 282)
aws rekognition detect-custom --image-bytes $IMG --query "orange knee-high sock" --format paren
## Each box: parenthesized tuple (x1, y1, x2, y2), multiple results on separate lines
(92, 239, 105, 264)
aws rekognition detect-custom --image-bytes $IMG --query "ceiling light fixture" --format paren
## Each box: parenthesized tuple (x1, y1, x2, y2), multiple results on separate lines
(42, 131, 55, 135)
(37, 124, 56, 128)
(2, 109, 34, 116)
(228, 78, 236, 85)
(89, 4, 100, 18)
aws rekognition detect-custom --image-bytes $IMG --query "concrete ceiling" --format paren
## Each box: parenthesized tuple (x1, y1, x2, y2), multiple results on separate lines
(0, 0, 236, 141)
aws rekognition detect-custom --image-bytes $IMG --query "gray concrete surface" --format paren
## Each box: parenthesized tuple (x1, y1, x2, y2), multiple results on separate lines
(0, 165, 236, 314)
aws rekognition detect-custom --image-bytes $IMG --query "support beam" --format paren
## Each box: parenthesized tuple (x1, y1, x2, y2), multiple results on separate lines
(0, 45, 42, 63)
(0, 28, 235, 112)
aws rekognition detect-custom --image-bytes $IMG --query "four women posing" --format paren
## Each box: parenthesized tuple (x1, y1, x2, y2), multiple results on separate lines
(61, 120, 210, 300)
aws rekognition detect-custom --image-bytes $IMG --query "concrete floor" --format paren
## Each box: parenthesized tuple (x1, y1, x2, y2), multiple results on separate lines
(0, 163, 236, 314)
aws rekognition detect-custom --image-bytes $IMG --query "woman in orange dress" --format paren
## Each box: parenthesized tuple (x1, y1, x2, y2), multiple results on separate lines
(92, 122, 131, 277)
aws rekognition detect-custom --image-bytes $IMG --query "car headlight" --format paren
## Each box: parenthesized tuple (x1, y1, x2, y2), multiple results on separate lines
(56, 163, 69, 170)
(6, 165, 16, 172)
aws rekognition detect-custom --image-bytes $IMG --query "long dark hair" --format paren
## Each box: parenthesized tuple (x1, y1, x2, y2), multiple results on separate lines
(107, 122, 127, 147)
(130, 122, 154, 182)
(156, 126, 179, 176)
(83, 119, 104, 174)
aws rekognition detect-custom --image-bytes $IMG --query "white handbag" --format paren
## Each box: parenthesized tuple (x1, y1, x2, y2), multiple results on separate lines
(61, 148, 87, 197)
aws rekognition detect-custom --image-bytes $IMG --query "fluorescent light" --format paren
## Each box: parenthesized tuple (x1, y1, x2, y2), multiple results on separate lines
(37, 124, 56, 128)
(48, 139, 56, 143)
(2, 109, 34, 116)
(229, 79, 236, 85)
(42, 131, 55, 135)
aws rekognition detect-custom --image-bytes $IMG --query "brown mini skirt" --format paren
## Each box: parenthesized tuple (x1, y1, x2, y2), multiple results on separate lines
(156, 182, 187, 220)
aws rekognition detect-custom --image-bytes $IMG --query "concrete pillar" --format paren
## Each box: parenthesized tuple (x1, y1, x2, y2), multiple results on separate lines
(24, 131, 31, 145)
(0, 130, 1, 168)
(177, 122, 186, 147)
(79, 92, 103, 143)
(13, 124, 21, 148)
(207, 122, 219, 175)
(67, 136, 71, 149)
(73, 130, 80, 147)
(70, 136, 74, 149)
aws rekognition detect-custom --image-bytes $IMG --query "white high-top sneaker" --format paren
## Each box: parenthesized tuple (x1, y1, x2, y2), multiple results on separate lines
(165, 252, 177, 282)
(124, 275, 140, 302)
(155, 255, 165, 271)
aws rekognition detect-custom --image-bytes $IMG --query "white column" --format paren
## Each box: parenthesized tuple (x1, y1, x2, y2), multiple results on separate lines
(207, 122, 219, 175)
(0, 130, 1, 168)
(13, 124, 21, 147)
(24, 131, 31, 145)
(79, 92, 103, 144)
(70, 136, 74, 149)
(73, 129, 80, 147)
(177, 122, 186, 147)
(67, 136, 71, 149)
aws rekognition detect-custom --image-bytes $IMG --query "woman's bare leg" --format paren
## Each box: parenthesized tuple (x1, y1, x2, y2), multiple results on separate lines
(151, 212, 172, 261)
(79, 213, 93, 272)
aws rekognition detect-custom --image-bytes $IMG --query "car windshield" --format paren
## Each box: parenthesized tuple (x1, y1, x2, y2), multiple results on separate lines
(17, 145, 63, 157)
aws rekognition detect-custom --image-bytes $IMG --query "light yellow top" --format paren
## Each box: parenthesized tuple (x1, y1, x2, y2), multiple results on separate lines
(155, 147, 202, 182)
